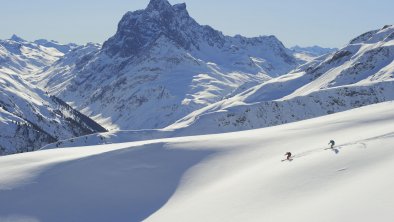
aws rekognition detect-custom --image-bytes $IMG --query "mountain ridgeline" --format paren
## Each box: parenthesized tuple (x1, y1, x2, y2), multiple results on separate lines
(38, 0, 301, 131)
(0, 37, 106, 155)
(1, 0, 393, 152)
(44, 24, 394, 149)
(102, 0, 224, 57)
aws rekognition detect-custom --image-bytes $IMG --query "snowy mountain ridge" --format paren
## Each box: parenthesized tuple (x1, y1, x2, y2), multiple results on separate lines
(0, 35, 64, 77)
(0, 71, 106, 155)
(44, 24, 394, 149)
(167, 24, 394, 132)
(0, 35, 109, 154)
(291, 45, 338, 63)
(38, 0, 300, 131)
(33, 39, 78, 54)
(291, 45, 337, 56)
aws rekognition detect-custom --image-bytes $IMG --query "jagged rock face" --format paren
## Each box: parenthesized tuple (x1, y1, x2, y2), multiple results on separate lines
(103, 0, 224, 57)
(39, 0, 300, 131)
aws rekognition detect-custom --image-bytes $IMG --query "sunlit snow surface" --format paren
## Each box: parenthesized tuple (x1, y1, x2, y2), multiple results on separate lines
(1, 102, 393, 222)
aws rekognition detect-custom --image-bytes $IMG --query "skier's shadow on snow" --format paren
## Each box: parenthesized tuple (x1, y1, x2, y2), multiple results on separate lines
(330, 147, 340, 154)
(0, 143, 216, 222)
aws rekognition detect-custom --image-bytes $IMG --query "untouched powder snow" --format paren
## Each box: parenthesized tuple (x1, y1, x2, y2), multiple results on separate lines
(1, 102, 394, 221)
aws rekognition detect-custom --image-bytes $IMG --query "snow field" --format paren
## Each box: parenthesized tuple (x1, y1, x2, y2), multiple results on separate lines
(0, 102, 393, 221)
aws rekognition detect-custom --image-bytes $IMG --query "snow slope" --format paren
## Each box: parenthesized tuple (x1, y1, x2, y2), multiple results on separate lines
(0, 71, 106, 155)
(41, 25, 394, 149)
(0, 35, 64, 77)
(291, 45, 337, 63)
(33, 39, 77, 54)
(165, 24, 394, 133)
(1, 102, 394, 222)
(38, 0, 299, 131)
(0, 35, 107, 154)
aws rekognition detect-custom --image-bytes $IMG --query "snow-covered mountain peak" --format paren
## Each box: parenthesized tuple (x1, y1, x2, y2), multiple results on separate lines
(102, 0, 224, 57)
(9, 34, 26, 43)
(349, 24, 393, 45)
(39, 0, 300, 131)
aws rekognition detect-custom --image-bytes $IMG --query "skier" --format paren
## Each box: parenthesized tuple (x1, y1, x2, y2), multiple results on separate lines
(328, 140, 335, 149)
(285, 152, 292, 160)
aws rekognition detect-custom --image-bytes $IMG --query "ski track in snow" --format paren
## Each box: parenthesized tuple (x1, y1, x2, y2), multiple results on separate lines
(293, 131, 394, 159)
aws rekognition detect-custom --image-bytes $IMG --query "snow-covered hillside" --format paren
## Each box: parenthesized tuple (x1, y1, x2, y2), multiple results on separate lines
(38, 0, 300, 131)
(0, 35, 64, 77)
(33, 39, 77, 54)
(165, 24, 394, 133)
(1, 102, 394, 222)
(42, 24, 394, 149)
(0, 71, 106, 155)
(33, 43, 101, 90)
(291, 45, 337, 63)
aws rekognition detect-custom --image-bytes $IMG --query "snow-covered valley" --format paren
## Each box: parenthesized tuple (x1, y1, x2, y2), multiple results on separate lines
(1, 102, 394, 222)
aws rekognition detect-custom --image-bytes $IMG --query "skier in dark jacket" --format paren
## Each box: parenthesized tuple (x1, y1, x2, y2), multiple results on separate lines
(285, 152, 292, 160)
(328, 140, 335, 148)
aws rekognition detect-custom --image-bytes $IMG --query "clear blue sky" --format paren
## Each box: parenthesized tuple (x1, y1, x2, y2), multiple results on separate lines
(0, 0, 393, 48)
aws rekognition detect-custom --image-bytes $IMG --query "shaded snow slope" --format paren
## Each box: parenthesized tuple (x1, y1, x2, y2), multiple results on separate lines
(38, 0, 299, 131)
(1, 102, 394, 222)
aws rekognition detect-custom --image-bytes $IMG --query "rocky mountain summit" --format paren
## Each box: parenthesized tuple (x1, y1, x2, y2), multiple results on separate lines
(38, 0, 300, 131)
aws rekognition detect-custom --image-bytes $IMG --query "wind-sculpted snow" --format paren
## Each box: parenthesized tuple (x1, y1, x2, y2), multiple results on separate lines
(39, 0, 299, 131)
